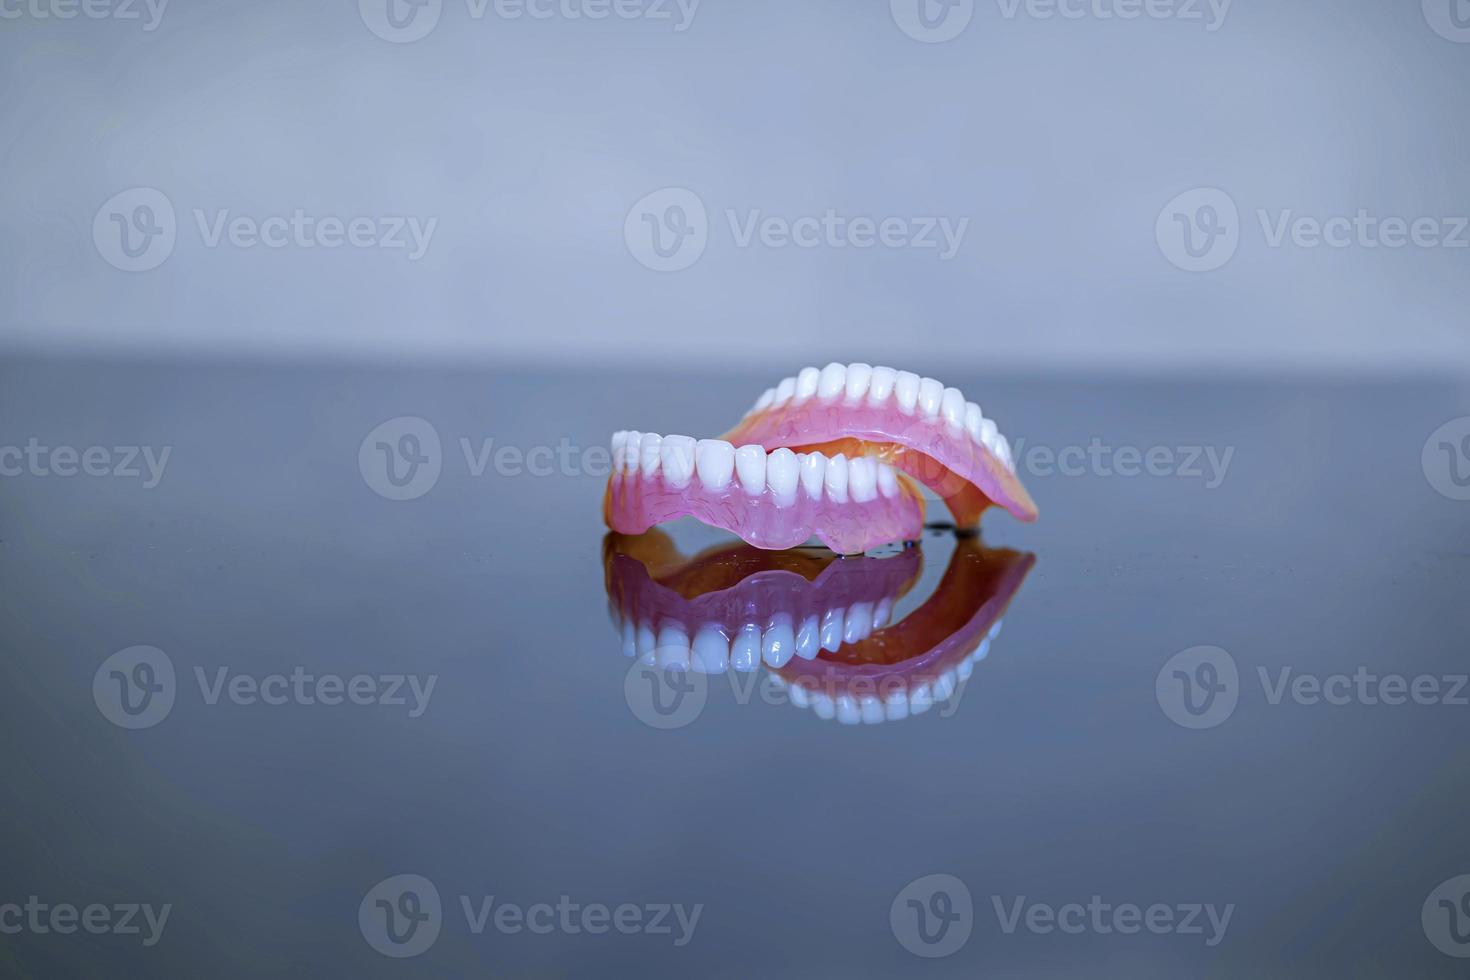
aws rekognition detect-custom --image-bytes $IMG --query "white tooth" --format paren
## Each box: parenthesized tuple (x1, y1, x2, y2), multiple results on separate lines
(979, 418, 999, 453)
(997, 434, 1014, 470)
(766, 447, 799, 504)
(812, 693, 837, 721)
(917, 378, 943, 418)
(622, 431, 642, 473)
(766, 673, 787, 690)
(695, 439, 735, 491)
(735, 444, 766, 495)
(823, 454, 849, 503)
(788, 678, 812, 707)
(848, 457, 878, 503)
(990, 619, 1004, 639)
(934, 669, 957, 701)
(868, 366, 897, 404)
(964, 402, 984, 443)
(816, 362, 847, 399)
(621, 619, 636, 657)
(659, 435, 696, 488)
(845, 602, 873, 642)
(774, 377, 796, 404)
(762, 615, 796, 668)
(941, 387, 966, 429)
(691, 625, 730, 674)
(894, 372, 921, 413)
(819, 607, 845, 652)
(883, 688, 910, 722)
(611, 431, 628, 469)
(795, 615, 821, 659)
(639, 432, 663, 478)
(844, 363, 872, 401)
(751, 388, 776, 415)
(835, 695, 861, 725)
(655, 623, 690, 671)
(798, 452, 826, 500)
(860, 696, 885, 724)
(794, 366, 820, 401)
(957, 658, 974, 681)
(873, 597, 894, 629)
(636, 622, 658, 663)
(730, 623, 761, 672)
(909, 681, 934, 713)
(877, 463, 899, 498)
(976, 636, 992, 660)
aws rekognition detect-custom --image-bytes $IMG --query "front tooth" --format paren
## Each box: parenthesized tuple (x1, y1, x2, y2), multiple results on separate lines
(691, 625, 730, 674)
(816, 362, 847, 399)
(848, 457, 878, 503)
(934, 669, 958, 701)
(735, 444, 766, 495)
(868, 366, 897, 404)
(917, 378, 944, 418)
(639, 432, 663, 478)
(636, 623, 658, 664)
(794, 366, 820, 401)
(835, 695, 861, 725)
(860, 696, 885, 724)
(730, 623, 761, 672)
(894, 372, 921, 413)
(823, 454, 849, 503)
(845, 602, 873, 642)
(788, 678, 811, 708)
(655, 622, 690, 671)
(794, 615, 821, 659)
(696, 439, 735, 491)
(883, 687, 910, 722)
(799, 452, 827, 499)
(964, 402, 984, 443)
(766, 447, 799, 504)
(957, 658, 974, 681)
(819, 607, 845, 652)
(812, 692, 837, 721)
(622, 431, 642, 473)
(909, 680, 934, 713)
(941, 387, 966, 429)
(876, 463, 899, 498)
(611, 431, 628, 469)
(660, 435, 697, 488)
(773, 377, 796, 404)
(873, 597, 894, 629)
(620, 619, 636, 657)
(761, 615, 795, 668)
(844, 363, 873, 401)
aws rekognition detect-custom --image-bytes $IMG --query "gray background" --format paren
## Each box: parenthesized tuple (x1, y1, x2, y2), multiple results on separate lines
(2, 0, 1468, 370)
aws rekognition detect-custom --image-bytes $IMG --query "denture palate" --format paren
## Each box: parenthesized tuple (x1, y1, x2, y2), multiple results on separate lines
(723, 363, 1037, 528)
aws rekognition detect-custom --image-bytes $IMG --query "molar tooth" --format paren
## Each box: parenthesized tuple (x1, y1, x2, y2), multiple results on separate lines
(695, 439, 735, 491)
(876, 463, 899, 498)
(766, 447, 799, 504)
(750, 388, 776, 416)
(611, 431, 628, 469)
(795, 615, 821, 659)
(639, 432, 663, 478)
(979, 418, 1000, 453)
(816, 362, 847, 399)
(794, 366, 821, 401)
(730, 623, 761, 672)
(873, 597, 894, 629)
(918, 378, 944, 418)
(691, 625, 730, 674)
(848, 457, 878, 503)
(894, 371, 921, 414)
(735, 444, 767, 495)
(622, 431, 643, 473)
(823, 454, 849, 503)
(957, 657, 974, 681)
(868, 366, 897, 404)
(819, 607, 845, 652)
(761, 615, 795, 668)
(773, 377, 796, 405)
(798, 452, 827, 500)
(844, 362, 873, 401)
(964, 402, 984, 443)
(996, 433, 1014, 470)
(941, 387, 966, 429)
(659, 435, 697, 488)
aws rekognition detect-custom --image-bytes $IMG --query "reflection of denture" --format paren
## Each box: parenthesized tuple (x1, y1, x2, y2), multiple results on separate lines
(603, 363, 1037, 553)
(604, 529, 1034, 724)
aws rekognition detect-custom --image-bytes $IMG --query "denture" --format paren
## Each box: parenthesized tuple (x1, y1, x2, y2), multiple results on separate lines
(603, 364, 1037, 553)
(605, 529, 1034, 724)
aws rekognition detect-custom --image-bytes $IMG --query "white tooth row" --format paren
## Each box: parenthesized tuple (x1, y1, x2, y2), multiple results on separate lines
(768, 618, 1005, 725)
(610, 431, 902, 505)
(618, 599, 896, 673)
(744, 363, 1015, 472)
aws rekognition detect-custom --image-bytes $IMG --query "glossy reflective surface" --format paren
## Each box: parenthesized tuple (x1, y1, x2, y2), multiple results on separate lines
(2, 358, 1469, 977)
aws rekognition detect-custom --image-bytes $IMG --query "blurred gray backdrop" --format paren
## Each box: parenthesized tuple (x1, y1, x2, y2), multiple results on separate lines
(1, 0, 1467, 372)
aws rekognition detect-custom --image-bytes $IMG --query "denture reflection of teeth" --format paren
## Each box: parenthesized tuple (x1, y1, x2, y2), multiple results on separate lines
(604, 529, 1033, 724)
(604, 363, 1038, 554)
